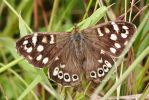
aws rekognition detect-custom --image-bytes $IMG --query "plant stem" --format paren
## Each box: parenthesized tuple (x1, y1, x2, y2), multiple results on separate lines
(103, 46, 149, 99)
(48, 0, 60, 31)
(82, 0, 93, 20)
(0, 57, 23, 73)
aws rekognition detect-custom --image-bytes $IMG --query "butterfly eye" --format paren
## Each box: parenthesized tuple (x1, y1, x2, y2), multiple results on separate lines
(26, 42, 32, 47)
(120, 29, 126, 33)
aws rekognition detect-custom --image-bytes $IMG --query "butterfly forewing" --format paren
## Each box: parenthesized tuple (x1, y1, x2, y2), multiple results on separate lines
(16, 32, 69, 67)
(83, 21, 136, 57)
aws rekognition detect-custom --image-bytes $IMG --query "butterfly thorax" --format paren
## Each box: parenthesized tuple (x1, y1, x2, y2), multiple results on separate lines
(71, 32, 83, 43)
(70, 30, 85, 60)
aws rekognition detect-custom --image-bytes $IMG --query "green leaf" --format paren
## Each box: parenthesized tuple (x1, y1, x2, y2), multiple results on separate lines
(18, 75, 42, 100)
(19, 14, 28, 37)
(75, 92, 85, 100)
(67, 6, 108, 31)
(137, 34, 149, 57)
(136, 20, 149, 56)
(78, 6, 108, 30)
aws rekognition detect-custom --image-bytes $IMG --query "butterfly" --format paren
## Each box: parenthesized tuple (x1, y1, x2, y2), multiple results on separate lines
(16, 21, 136, 86)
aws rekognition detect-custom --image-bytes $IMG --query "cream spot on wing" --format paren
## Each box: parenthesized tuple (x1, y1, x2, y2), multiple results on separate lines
(114, 43, 121, 48)
(110, 47, 116, 54)
(103, 65, 109, 72)
(24, 46, 28, 50)
(104, 27, 110, 33)
(100, 50, 105, 54)
(97, 68, 104, 77)
(58, 71, 63, 79)
(90, 71, 97, 78)
(121, 33, 127, 38)
(98, 58, 103, 63)
(60, 64, 66, 68)
(53, 67, 59, 76)
(50, 35, 55, 44)
(72, 74, 79, 81)
(124, 41, 128, 45)
(97, 28, 104, 36)
(23, 40, 28, 45)
(55, 56, 59, 60)
(64, 73, 71, 82)
(42, 57, 49, 64)
(105, 60, 112, 68)
(122, 26, 129, 29)
(32, 33, 37, 46)
(42, 36, 48, 43)
(37, 45, 44, 52)
(36, 54, 42, 61)
(111, 22, 119, 32)
(27, 47, 32, 53)
(126, 30, 129, 34)
(27, 55, 33, 60)
(110, 34, 117, 41)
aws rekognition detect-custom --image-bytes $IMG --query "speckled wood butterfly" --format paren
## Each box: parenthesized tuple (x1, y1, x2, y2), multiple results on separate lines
(16, 21, 136, 86)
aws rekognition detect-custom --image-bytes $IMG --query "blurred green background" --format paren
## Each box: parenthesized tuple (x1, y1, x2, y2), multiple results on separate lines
(0, 0, 149, 100)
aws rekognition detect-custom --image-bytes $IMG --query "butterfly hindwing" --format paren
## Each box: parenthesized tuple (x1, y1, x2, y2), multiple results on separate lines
(48, 40, 83, 86)
(83, 48, 114, 83)
(81, 38, 114, 83)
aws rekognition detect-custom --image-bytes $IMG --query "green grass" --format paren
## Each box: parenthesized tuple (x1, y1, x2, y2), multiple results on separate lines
(0, 0, 149, 100)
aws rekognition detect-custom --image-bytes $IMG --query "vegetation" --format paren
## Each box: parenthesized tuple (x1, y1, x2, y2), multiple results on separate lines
(0, 0, 149, 99)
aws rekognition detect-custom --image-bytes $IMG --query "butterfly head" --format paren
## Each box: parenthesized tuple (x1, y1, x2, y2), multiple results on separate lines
(72, 24, 80, 34)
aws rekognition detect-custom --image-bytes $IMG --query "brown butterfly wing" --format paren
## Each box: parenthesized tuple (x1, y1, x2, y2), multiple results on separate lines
(48, 39, 83, 86)
(82, 21, 136, 83)
(82, 21, 136, 57)
(16, 32, 69, 67)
